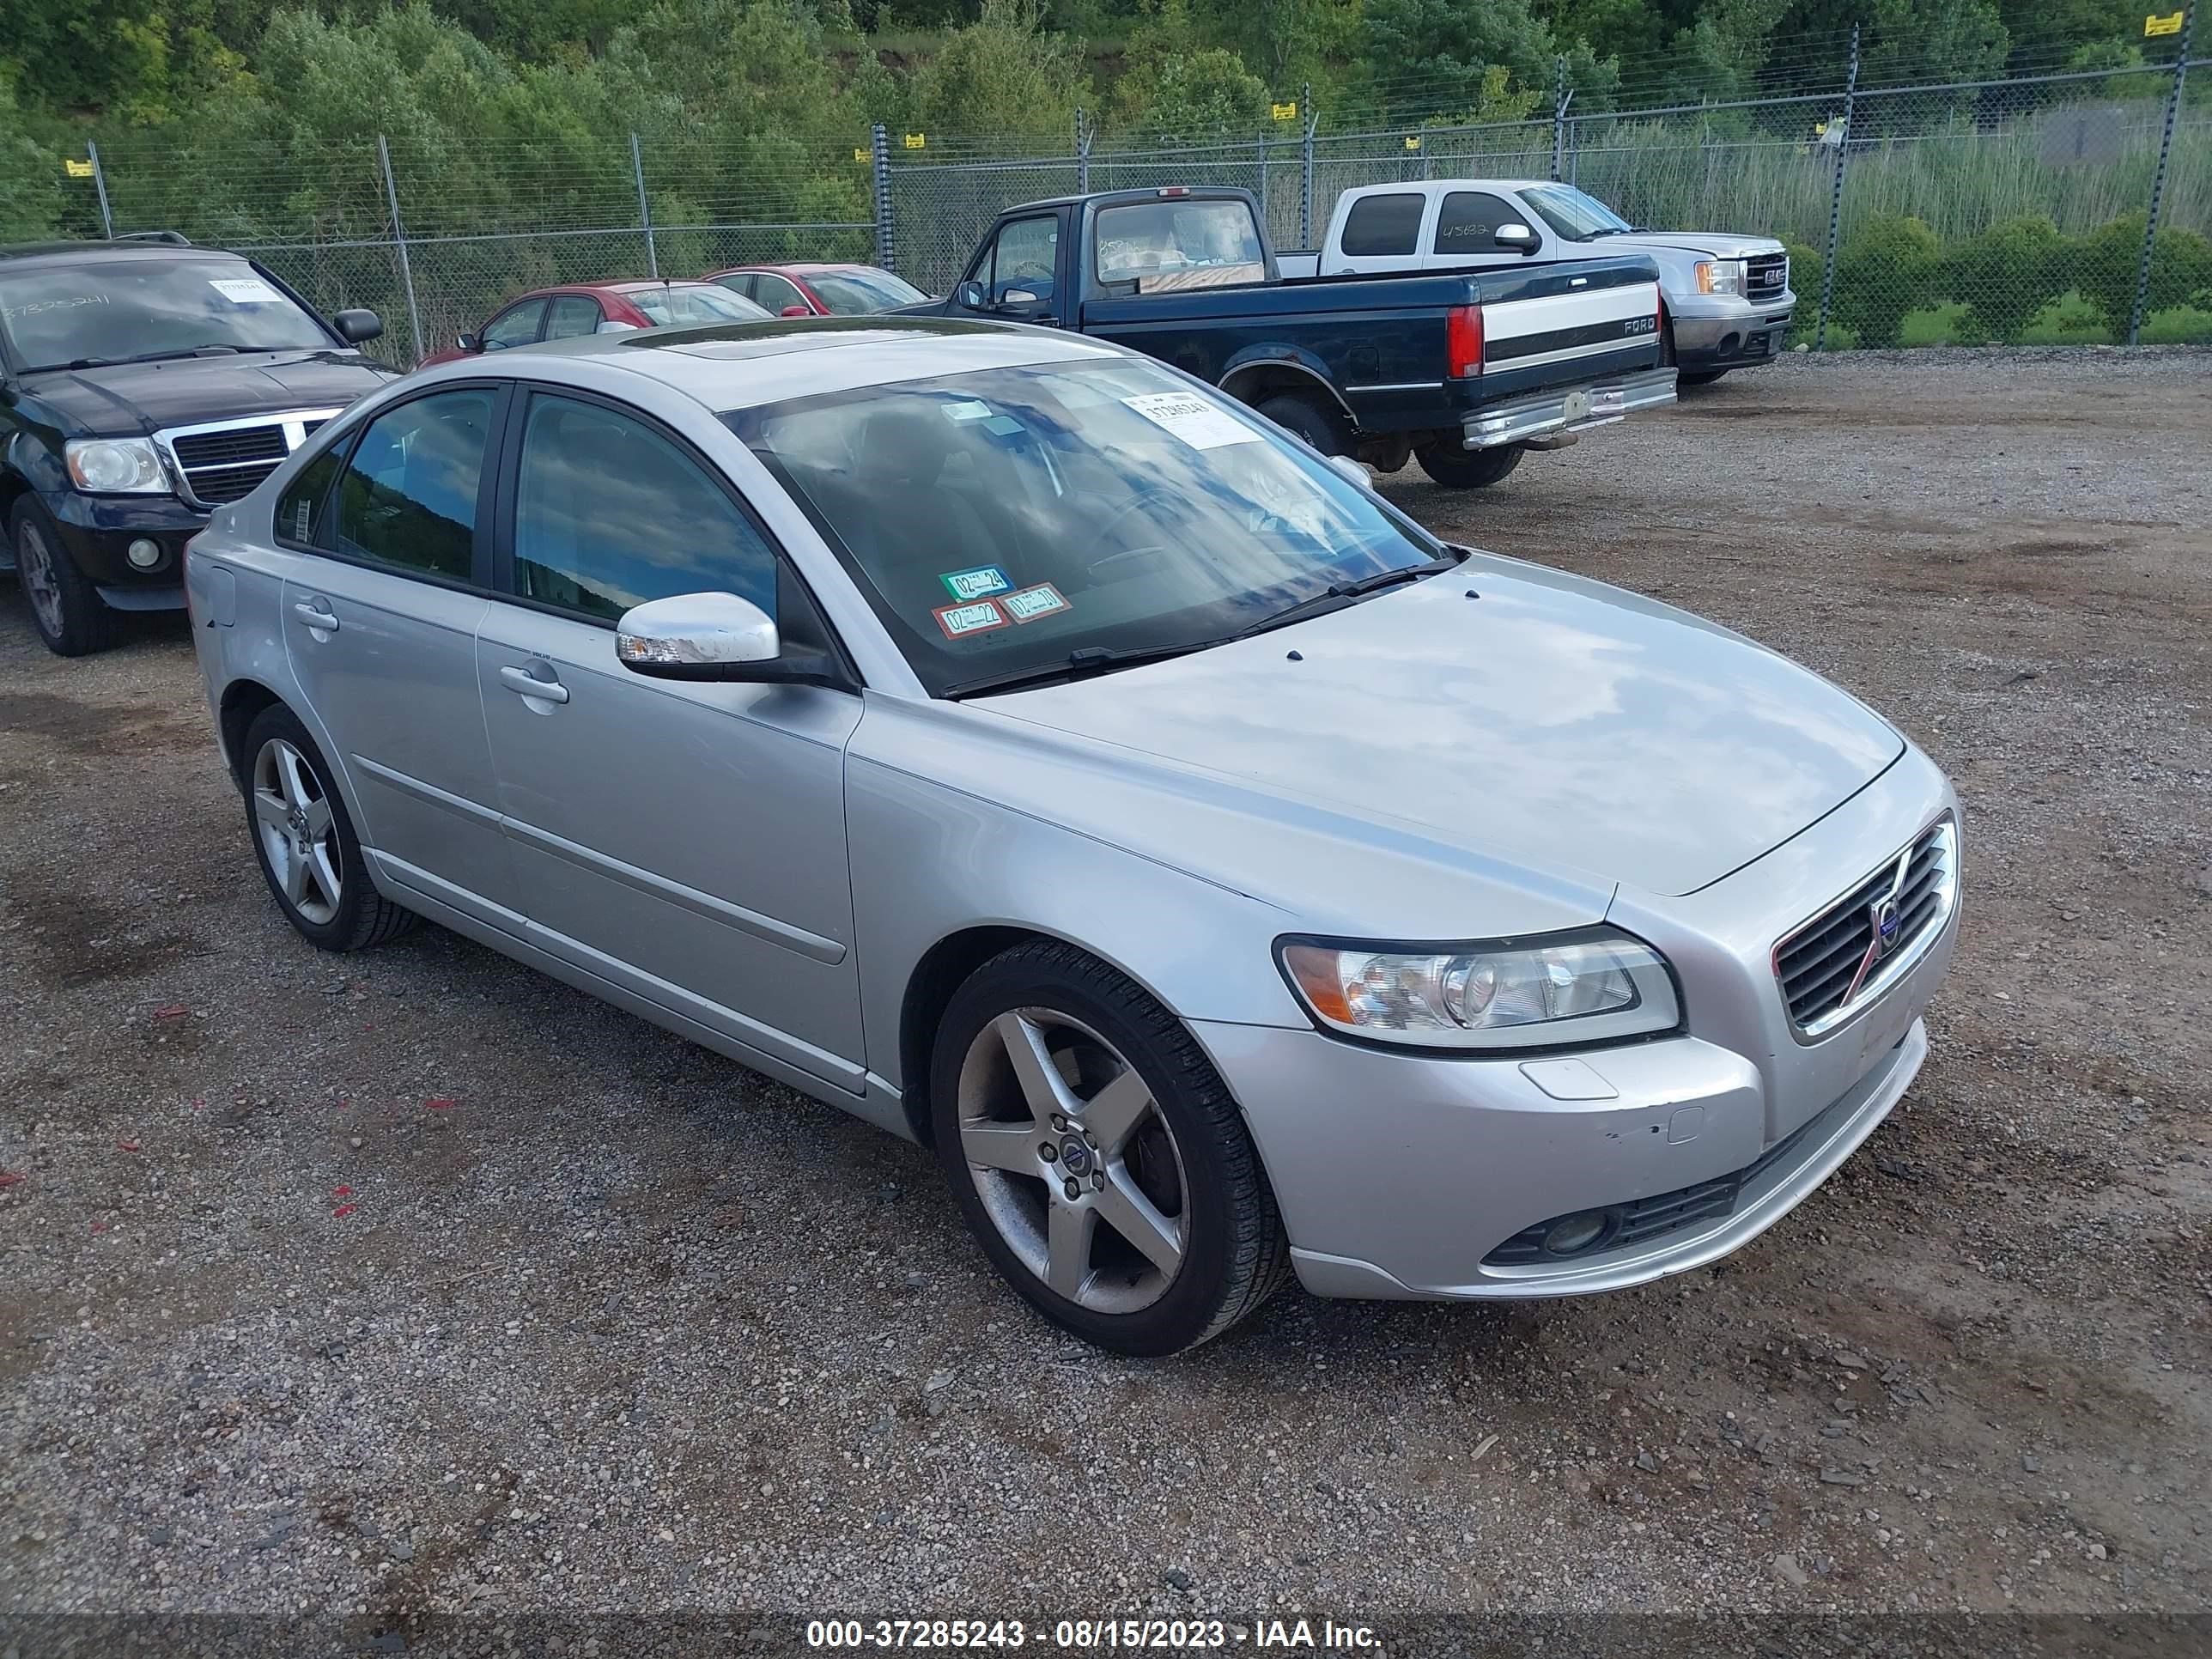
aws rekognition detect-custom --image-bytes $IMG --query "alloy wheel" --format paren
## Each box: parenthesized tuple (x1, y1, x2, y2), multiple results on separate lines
(16, 521, 64, 638)
(252, 737, 343, 927)
(954, 1007, 1189, 1314)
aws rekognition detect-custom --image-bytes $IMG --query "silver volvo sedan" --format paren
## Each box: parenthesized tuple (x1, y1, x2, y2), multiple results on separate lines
(185, 317, 1959, 1355)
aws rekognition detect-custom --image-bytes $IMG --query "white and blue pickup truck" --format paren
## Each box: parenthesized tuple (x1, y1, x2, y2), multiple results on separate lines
(1281, 179, 1795, 385)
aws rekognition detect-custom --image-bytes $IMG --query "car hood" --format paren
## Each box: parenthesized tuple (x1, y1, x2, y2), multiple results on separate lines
(978, 555, 1902, 900)
(1606, 230, 1786, 261)
(23, 350, 395, 436)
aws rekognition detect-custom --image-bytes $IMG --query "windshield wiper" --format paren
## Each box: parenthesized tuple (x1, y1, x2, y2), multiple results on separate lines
(1230, 551, 1464, 639)
(942, 638, 1225, 700)
(54, 344, 245, 370)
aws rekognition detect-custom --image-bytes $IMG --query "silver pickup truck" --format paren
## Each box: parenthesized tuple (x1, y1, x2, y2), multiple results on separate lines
(1280, 179, 1794, 385)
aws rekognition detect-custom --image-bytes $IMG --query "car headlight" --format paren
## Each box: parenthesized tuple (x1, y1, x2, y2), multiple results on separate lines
(65, 437, 171, 495)
(1278, 928, 1680, 1052)
(1696, 258, 1745, 296)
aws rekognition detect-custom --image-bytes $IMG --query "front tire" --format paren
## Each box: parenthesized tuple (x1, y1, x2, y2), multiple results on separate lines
(10, 498, 118, 657)
(239, 703, 418, 952)
(1415, 441, 1524, 489)
(930, 940, 1290, 1356)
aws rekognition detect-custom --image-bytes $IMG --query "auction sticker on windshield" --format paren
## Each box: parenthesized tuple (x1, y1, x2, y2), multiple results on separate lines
(940, 565, 1013, 602)
(933, 599, 1010, 639)
(1002, 583, 1070, 624)
(210, 277, 284, 305)
(1122, 392, 1261, 449)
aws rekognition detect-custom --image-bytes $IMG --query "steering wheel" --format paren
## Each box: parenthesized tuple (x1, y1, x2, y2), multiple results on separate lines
(1083, 489, 1183, 572)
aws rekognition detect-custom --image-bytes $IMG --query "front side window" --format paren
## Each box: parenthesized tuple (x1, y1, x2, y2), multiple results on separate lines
(544, 295, 604, 339)
(985, 216, 1058, 305)
(750, 274, 809, 313)
(1516, 185, 1632, 243)
(1339, 192, 1424, 258)
(730, 358, 1440, 696)
(331, 389, 495, 581)
(0, 258, 331, 372)
(1433, 191, 1522, 254)
(481, 301, 545, 350)
(807, 269, 927, 314)
(1094, 200, 1265, 287)
(511, 394, 776, 623)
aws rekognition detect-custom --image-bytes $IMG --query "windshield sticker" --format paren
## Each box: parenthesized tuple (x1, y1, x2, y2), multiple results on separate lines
(939, 564, 1012, 602)
(210, 276, 284, 305)
(933, 599, 1010, 640)
(1121, 391, 1261, 449)
(1001, 583, 1069, 624)
(940, 400, 993, 422)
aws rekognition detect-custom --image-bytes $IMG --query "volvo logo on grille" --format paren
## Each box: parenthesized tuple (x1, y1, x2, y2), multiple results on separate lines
(1869, 896, 1902, 958)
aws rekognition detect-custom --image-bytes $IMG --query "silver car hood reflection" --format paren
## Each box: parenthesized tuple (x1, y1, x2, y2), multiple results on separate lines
(978, 555, 1903, 901)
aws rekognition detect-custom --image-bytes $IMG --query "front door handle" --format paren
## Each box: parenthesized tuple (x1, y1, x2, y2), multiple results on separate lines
(499, 664, 569, 704)
(291, 600, 339, 632)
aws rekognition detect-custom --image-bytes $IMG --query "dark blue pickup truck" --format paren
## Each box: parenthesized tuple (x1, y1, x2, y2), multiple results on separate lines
(904, 185, 1676, 489)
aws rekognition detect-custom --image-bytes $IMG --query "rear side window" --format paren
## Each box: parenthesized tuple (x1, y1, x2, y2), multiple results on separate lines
(511, 393, 777, 623)
(1340, 192, 1424, 257)
(331, 389, 495, 582)
(276, 442, 347, 549)
(1433, 191, 1521, 254)
(544, 295, 603, 339)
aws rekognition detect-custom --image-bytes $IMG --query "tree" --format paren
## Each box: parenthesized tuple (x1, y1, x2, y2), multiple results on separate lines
(910, 0, 1091, 138)
(0, 73, 62, 240)
(1111, 0, 1270, 138)
(1363, 0, 1559, 121)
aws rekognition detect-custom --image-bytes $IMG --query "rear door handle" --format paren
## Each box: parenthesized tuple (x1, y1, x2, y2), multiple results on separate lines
(291, 600, 339, 632)
(500, 664, 569, 704)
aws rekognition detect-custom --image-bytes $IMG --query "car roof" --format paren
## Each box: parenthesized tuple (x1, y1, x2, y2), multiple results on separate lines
(481, 315, 1119, 411)
(0, 240, 249, 270)
(718, 263, 878, 275)
(1341, 178, 1552, 196)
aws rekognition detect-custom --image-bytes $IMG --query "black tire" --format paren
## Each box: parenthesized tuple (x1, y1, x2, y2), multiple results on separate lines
(1415, 441, 1524, 489)
(1254, 393, 1349, 459)
(10, 496, 118, 657)
(1679, 369, 1729, 386)
(930, 939, 1291, 1356)
(238, 702, 419, 952)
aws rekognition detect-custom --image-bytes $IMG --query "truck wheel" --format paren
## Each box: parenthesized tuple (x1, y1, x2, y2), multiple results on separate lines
(1415, 441, 1524, 489)
(10, 498, 118, 657)
(1255, 394, 1349, 459)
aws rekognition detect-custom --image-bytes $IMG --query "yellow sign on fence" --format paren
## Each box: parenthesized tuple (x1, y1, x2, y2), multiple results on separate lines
(1271, 101, 1298, 121)
(2145, 9, 2184, 33)
(64, 157, 94, 178)
(903, 132, 926, 149)
(854, 147, 868, 162)
(1403, 136, 1424, 151)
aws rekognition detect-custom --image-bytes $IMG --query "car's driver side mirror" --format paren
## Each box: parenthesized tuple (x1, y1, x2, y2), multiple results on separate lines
(615, 592, 842, 688)
(957, 281, 986, 309)
(1494, 222, 1540, 253)
(333, 309, 383, 344)
(456, 331, 480, 354)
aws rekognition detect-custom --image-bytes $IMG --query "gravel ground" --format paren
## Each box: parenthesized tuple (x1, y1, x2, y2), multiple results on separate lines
(2, 349, 2208, 1635)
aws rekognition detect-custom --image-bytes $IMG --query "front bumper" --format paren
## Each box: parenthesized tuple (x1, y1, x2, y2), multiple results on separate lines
(40, 489, 204, 607)
(1671, 306, 1795, 372)
(1462, 367, 1678, 449)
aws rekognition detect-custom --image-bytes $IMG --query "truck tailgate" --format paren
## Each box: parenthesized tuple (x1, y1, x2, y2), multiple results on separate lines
(1475, 264, 1662, 395)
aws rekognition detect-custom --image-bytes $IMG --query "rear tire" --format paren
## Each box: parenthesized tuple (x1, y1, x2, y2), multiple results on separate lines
(930, 939, 1291, 1356)
(10, 498, 118, 657)
(239, 703, 419, 953)
(1254, 393, 1349, 459)
(1415, 441, 1524, 489)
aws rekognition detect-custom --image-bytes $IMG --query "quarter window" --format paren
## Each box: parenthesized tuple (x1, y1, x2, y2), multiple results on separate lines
(330, 389, 495, 581)
(511, 394, 777, 623)
(1432, 191, 1521, 254)
(481, 301, 545, 350)
(275, 441, 347, 549)
(1339, 192, 1424, 257)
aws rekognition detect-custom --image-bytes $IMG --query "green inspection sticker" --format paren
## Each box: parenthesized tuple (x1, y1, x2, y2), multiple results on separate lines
(939, 565, 1012, 602)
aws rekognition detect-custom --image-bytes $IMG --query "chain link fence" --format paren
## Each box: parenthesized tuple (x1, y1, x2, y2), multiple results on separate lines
(887, 33, 2211, 353)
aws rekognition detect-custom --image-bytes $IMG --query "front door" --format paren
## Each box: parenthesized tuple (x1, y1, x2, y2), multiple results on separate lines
(473, 389, 866, 1090)
(952, 212, 1064, 325)
(278, 384, 521, 923)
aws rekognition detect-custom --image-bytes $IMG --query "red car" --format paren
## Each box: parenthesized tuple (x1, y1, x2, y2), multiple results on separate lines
(702, 263, 929, 317)
(418, 279, 771, 368)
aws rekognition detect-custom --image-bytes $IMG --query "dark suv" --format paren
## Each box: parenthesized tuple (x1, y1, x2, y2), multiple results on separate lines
(1, 237, 394, 654)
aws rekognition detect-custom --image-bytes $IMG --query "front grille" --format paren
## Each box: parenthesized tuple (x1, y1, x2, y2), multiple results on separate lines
(1483, 1120, 1814, 1266)
(1746, 253, 1789, 296)
(1776, 819, 1955, 1033)
(160, 413, 332, 509)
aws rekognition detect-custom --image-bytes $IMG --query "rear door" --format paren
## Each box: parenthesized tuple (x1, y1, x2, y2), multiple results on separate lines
(1324, 189, 1430, 276)
(279, 383, 522, 923)
(472, 386, 867, 1090)
(543, 295, 605, 341)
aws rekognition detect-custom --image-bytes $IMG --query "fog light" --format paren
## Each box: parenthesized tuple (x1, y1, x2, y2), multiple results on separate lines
(126, 538, 162, 569)
(1541, 1209, 1613, 1256)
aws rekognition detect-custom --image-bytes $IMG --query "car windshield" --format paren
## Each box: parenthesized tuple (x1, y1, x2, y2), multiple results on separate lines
(631, 285, 769, 326)
(806, 269, 928, 314)
(728, 357, 1443, 696)
(1516, 185, 1634, 242)
(0, 257, 333, 370)
(1094, 200, 1267, 289)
